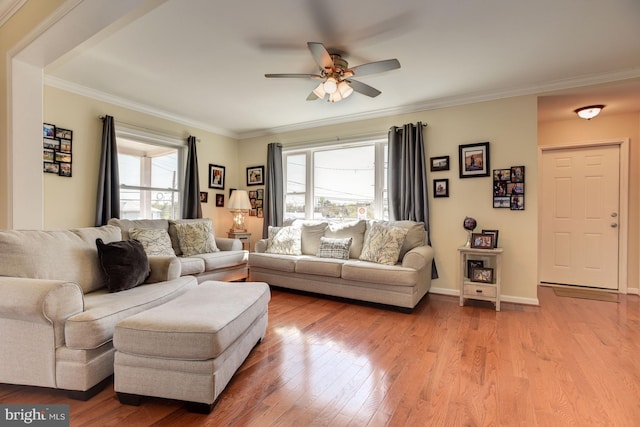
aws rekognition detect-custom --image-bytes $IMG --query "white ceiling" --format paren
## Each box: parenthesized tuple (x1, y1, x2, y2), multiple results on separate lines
(43, 0, 640, 139)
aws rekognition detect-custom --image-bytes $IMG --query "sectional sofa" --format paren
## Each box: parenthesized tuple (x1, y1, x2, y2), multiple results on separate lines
(249, 219, 434, 310)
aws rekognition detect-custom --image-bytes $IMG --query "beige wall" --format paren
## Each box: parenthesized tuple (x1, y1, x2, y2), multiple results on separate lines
(538, 112, 640, 293)
(240, 96, 540, 303)
(43, 86, 240, 235)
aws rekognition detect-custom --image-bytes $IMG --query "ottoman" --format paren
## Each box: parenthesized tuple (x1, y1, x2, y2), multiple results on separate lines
(113, 280, 270, 413)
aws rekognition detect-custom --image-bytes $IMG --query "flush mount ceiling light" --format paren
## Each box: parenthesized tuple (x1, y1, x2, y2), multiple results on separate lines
(574, 105, 605, 120)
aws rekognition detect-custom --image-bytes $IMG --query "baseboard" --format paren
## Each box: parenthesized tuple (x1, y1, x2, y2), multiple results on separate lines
(626, 287, 639, 295)
(430, 287, 539, 306)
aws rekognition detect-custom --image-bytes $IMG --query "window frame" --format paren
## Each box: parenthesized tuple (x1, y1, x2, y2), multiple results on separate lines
(283, 135, 388, 220)
(115, 125, 186, 220)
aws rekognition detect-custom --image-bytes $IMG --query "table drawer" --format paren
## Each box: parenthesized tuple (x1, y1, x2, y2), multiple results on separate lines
(464, 283, 497, 298)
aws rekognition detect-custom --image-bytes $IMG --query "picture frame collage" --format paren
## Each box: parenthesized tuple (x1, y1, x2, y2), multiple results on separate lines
(43, 123, 73, 177)
(249, 188, 264, 218)
(493, 166, 525, 210)
(430, 155, 450, 198)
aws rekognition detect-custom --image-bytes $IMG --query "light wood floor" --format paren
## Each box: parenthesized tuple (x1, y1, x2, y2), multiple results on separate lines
(1, 286, 639, 426)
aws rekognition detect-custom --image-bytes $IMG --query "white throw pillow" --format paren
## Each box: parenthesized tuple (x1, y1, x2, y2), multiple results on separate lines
(174, 220, 218, 257)
(265, 226, 302, 255)
(316, 237, 352, 260)
(359, 222, 408, 265)
(128, 228, 175, 257)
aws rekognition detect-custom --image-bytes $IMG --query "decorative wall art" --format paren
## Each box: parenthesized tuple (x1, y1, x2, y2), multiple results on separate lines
(209, 164, 225, 189)
(247, 166, 264, 186)
(459, 142, 490, 178)
(43, 123, 72, 177)
(249, 188, 264, 217)
(430, 155, 450, 172)
(433, 178, 449, 198)
(493, 166, 525, 210)
(200, 192, 208, 203)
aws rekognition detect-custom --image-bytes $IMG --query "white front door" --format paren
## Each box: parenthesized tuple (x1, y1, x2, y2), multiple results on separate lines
(540, 144, 620, 289)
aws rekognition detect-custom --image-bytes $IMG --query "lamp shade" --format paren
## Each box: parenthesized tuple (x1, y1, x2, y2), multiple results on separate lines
(228, 190, 251, 211)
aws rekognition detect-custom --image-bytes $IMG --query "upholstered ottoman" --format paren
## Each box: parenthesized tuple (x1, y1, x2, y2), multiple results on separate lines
(113, 280, 270, 413)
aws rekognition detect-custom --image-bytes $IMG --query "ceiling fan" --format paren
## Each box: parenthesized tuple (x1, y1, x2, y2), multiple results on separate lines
(265, 42, 400, 102)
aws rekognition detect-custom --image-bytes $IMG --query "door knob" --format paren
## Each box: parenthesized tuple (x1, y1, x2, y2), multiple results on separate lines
(611, 223, 618, 228)
(611, 212, 618, 218)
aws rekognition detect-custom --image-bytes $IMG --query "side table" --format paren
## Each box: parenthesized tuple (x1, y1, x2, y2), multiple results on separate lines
(458, 246, 503, 311)
(227, 231, 251, 251)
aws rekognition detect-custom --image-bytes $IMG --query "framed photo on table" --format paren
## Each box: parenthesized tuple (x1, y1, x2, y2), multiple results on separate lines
(471, 267, 494, 284)
(459, 142, 490, 178)
(471, 232, 494, 249)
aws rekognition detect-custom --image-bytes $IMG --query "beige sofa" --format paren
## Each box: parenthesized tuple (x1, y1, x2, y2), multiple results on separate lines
(108, 218, 248, 283)
(0, 225, 197, 399)
(249, 219, 434, 310)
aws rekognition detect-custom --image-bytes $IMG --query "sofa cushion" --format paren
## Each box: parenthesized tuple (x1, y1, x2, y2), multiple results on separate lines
(65, 276, 197, 350)
(191, 250, 248, 271)
(317, 236, 352, 260)
(359, 222, 408, 265)
(108, 218, 169, 240)
(265, 226, 302, 255)
(174, 220, 219, 256)
(128, 228, 175, 257)
(325, 220, 366, 259)
(295, 257, 344, 278)
(300, 222, 328, 255)
(0, 226, 122, 294)
(375, 220, 426, 261)
(168, 218, 215, 256)
(341, 260, 418, 287)
(248, 252, 297, 272)
(96, 238, 150, 293)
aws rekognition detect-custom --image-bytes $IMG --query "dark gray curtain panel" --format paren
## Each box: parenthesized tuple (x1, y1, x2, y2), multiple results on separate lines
(95, 115, 120, 226)
(262, 142, 284, 238)
(182, 135, 202, 219)
(388, 122, 438, 278)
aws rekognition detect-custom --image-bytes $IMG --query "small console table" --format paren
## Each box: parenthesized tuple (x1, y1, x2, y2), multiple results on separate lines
(458, 246, 503, 311)
(227, 231, 251, 251)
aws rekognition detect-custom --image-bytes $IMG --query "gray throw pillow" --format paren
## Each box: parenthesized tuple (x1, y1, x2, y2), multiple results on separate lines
(96, 238, 150, 292)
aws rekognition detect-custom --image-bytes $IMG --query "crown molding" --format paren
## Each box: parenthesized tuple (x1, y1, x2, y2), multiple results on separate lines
(46, 67, 640, 142)
(0, 0, 26, 28)
(44, 75, 239, 139)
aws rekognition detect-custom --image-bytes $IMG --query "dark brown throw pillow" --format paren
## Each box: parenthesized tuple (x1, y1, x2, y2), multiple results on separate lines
(96, 238, 150, 292)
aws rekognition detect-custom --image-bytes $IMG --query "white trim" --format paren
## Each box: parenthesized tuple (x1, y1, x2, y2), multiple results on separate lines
(0, 0, 27, 28)
(538, 138, 630, 294)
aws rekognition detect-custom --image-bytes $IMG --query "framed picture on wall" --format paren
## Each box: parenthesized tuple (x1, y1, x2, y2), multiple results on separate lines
(433, 178, 449, 198)
(459, 142, 490, 178)
(430, 155, 450, 171)
(209, 164, 225, 189)
(247, 166, 264, 186)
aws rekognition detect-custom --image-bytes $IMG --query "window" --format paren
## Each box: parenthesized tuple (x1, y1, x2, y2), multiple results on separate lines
(116, 128, 185, 220)
(284, 137, 388, 220)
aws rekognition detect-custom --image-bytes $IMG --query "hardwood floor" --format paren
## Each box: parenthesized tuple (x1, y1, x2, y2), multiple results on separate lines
(1, 286, 639, 426)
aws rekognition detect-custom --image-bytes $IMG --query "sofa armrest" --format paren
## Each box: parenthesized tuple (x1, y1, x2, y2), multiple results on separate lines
(0, 277, 84, 347)
(255, 239, 267, 253)
(401, 245, 434, 270)
(146, 256, 181, 283)
(215, 237, 243, 251)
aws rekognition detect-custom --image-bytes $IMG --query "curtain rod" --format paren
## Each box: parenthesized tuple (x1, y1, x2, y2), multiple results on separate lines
(98, 115, 200, 142)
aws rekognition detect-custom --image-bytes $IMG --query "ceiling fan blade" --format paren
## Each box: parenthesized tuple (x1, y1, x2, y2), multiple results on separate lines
(348, 79, 382, 98)
(349, 59, 400, 77)
(307, 42, 334, 70)
(265, 73, 323, 79)
(306, 91, 320, 101)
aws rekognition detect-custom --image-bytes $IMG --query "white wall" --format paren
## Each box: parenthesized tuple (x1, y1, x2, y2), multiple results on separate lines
(240, 95, 539, 303)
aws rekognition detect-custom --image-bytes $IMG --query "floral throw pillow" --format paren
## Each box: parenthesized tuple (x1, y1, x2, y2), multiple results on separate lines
(317, 237, 352, 260)
(128, 228, 175, 257)
(265, 226, 302, 255)
(174, 220, 219, 257)
(359, 222, 408, 265)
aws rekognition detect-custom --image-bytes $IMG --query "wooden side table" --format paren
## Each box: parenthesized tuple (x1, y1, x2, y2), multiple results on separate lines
(227, 231, 251, 251)
(458, 246, 503, 311)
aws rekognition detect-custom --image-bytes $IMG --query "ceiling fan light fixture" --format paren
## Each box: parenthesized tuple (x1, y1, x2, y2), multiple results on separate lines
(323, 77, 338, 94)
(338, 81, 353, 98)
(574, 104, 605, 120)
(328, 91, 343, 103)
(312, 82, 326, 99)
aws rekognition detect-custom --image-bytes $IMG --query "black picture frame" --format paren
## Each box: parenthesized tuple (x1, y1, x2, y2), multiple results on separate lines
(471, 232, 494, 249)
(482, 229, 499, 248)
(58, 162, 72, 177)
(510, 165, 525, 183)
(199, 192, 208, 203)
(247, 165, 264, 186)
(510, 194, 525, 210)
(459, 142, 490, 178)
(430, 155, 450, 171)
(215, 194, 224, 207)
(55, 128, 72, 140)
(209, 164, 225, 189)
(43, 123, 55, 139)
(433, 178, 449, 198)
(467, 259, 484, 278)
(43, 162, 59, 174)
(471, 267, 494, 284)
